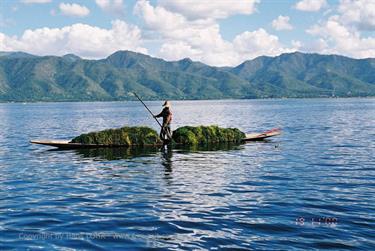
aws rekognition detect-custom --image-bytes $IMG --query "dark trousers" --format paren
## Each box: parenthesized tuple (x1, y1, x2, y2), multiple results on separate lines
(160, 124, 172, 141)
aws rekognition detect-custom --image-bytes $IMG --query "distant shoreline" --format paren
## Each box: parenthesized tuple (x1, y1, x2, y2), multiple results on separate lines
(1, 96, 374, 104)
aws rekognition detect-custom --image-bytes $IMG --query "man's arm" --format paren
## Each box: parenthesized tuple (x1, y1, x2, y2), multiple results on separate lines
(154, 108, 166, 118)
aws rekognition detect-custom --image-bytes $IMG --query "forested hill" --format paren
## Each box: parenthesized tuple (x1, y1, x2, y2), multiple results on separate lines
(0, 50, 374, 101)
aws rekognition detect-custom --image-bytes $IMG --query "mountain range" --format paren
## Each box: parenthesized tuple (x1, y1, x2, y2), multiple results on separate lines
(0, 50, 374, 101)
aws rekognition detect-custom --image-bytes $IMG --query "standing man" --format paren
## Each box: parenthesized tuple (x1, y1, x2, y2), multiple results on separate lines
(154, 101, 172, 142)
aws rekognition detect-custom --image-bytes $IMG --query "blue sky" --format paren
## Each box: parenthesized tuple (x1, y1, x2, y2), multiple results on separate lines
(0, 0, 374, 66)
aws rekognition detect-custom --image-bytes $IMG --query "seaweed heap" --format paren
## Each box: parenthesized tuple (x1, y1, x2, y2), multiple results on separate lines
(172, 125, 245, 145)
(70, 126, 161, 146)
(70, 125, 245, 147)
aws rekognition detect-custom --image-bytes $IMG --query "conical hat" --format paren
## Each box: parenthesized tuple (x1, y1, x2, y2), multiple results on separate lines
(162, 101, 171, 107)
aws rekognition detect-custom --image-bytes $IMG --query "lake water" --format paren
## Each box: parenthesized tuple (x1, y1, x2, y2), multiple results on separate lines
(0, 98, 374, 250)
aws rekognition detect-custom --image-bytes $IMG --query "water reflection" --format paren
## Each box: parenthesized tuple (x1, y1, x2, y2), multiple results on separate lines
(51, 146, 161, 161)
(47, 142, 249, 162)
(161, 146, 173, 176)
(175, 142, 245, 153)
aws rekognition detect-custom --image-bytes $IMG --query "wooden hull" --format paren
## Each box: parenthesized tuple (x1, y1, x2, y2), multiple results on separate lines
(243, 128, 281, 141)
(30, 140, 163, 149)
(31, 128, 281, 149)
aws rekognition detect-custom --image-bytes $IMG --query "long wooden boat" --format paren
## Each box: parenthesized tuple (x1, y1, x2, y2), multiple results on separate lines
(30, 128, 281, 149)
(243, 128, 281, 141)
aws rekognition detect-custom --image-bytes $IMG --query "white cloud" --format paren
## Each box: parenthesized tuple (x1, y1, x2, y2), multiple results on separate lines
(294, 0, 327, 12)
(233, 29, 297, 60)
(303, 0, 375, 58)
(157, 24, 239, 66)
(338, 0, 375, 30)
(135, 0, 296, 66)
(306, 15, 375, 58)
(291, 40, 303, 49)
(96, 0, 125, 16)
(0, 20, 147, 58)
(159, 41, 201, 61)
(158, 0, 260, 20)
(272, 15, 293, 31)
(302, 38, 330, 53)
(21, 0, 51, 3)
(134, 0, 238, 65)
(0, 34, 11, 51)
(59, 3, 90, 17)
(134, 0, 188, 33)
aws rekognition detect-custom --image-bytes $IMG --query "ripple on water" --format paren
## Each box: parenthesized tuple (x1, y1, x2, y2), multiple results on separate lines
(0, 99, 374, 249)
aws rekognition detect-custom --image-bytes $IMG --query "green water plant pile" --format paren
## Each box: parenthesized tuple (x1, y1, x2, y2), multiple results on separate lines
(172, 125, 245, 145)
(70, 125, 245, 146)
(70, 126, 161, 146)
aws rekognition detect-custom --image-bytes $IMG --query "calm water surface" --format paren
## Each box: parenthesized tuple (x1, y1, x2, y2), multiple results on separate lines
(0, 99, 374, 250)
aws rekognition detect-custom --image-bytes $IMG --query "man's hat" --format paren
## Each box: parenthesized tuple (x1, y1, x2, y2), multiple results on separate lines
(162, 100, 171, 107)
